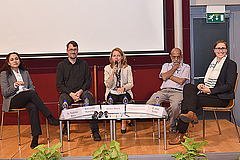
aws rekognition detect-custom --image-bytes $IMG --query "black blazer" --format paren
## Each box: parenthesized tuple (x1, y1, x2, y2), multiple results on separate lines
(210, 57, 237, 100)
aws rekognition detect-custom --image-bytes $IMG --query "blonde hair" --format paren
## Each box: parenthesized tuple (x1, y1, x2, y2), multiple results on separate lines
(109, 47, 128, 68)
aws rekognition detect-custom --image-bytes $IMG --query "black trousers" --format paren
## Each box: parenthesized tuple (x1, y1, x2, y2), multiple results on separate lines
(177, 84, 230, 134)
(10, 90, 52, 136)
(107, 92, 132, 104)
(59, 90, 99, 132)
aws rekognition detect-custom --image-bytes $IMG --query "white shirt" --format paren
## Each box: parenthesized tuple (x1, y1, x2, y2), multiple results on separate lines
(12, 68, 28, 93)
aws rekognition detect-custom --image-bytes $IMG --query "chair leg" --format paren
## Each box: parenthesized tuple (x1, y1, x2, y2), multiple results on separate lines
(230, 110, 240, 143)
(18, 110, 21, 146)
(46, 119, 49, 140)
(213, 111, 221, 135)
(67, 121, 70, 141)
(203, 110, 205, 141)
(0, 112, 4, 140)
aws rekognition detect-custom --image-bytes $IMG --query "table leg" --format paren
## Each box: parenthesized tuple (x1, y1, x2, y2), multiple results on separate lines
(110, 120, 113, 141)
(67, 121, 70, 141)
(158, 119, 160, 139)
(164, 118, 167, 150)
(60, 121, 63, 153)
(153, 119, 155, 132)
(113, 120, 116, 140)
(134, 120, 137, 132)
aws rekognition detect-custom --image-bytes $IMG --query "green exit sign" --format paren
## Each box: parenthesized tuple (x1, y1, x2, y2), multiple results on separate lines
(207, 13, 225, 23)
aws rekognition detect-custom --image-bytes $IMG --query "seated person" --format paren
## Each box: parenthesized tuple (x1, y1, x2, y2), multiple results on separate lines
(56, 40, 101, 141)
(169, 40, 237, 145)
(104, 47, 134, 134)
(1, 52, 59, 149)
(146, 48, 190, 133)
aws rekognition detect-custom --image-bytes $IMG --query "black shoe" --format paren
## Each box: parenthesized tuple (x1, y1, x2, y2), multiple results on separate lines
(93, 132, 101, 141)
(121, 129, 126, 134)
(47, 115, 59, 126)
(62, 126, 67, 135)
(30, 136, 38, 149)
(127, 121, 133, 127)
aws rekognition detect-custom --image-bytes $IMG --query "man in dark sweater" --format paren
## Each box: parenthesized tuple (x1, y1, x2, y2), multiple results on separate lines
(56, 40, 101, 141)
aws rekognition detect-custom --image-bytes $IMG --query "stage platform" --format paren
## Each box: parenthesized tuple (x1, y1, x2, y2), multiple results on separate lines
(0, 119, 240, 159)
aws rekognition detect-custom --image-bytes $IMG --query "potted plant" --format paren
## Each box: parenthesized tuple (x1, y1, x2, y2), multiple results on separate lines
(27, 142, 62, 160)
(92, 140, 128, 160)
(172, 136, 208, 160)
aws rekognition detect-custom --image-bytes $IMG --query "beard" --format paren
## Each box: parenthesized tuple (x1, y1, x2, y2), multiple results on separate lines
(69, 53, 77, 59)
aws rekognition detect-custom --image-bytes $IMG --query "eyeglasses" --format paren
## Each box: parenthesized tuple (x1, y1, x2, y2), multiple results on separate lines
(68, 49, 78, 52)
(215, 47, 227, 51)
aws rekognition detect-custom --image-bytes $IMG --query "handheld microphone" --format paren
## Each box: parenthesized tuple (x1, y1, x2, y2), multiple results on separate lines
(115, 61, 118, 68)
(114, 61, 118, 75)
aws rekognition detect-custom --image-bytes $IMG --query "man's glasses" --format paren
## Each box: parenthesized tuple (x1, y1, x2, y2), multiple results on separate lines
(215, 47, 227, 51)
(68, 49, 78, 52)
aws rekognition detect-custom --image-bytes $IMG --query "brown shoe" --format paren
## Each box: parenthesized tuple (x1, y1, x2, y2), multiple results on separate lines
(169, 133, 186, 145)
(179, 111, 198, 124)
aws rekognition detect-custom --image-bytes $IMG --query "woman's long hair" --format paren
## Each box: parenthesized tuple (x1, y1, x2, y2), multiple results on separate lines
(1, 52, 27, 76)
(109, 47, 128, 68)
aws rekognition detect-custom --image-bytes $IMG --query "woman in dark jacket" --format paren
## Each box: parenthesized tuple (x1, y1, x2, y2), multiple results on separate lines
(169, 40, 237, 145)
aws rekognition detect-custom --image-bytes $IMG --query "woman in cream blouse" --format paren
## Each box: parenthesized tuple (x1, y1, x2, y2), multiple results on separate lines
(104, 47, 134, 134)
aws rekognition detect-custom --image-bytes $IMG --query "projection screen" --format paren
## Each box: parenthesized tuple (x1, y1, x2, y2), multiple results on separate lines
(0, 0, 166, 58)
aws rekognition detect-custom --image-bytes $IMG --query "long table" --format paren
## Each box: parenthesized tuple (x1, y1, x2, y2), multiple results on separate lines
(59, 113, 167, 153)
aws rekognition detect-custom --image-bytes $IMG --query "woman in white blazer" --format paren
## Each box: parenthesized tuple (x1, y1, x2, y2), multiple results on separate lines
(104, 47, 134, 133)
(1, 52, 59, 149)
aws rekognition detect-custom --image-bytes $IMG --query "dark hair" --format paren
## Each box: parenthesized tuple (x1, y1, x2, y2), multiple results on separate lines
(109, 47, 128, 68)
(214, 40, 228, 49)
(1, 52, 27, 76)
(66, 40, 78, 50)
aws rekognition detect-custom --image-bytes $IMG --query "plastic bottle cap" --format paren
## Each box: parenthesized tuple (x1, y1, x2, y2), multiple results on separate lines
(156, 97, 159, 98)
(86, 97, 88, 98)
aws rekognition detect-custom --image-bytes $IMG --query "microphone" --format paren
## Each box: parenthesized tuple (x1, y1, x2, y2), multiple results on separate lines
(98, 111, 103, 118)
(92, 111, 98, 119)
(114, 61, 118, 75)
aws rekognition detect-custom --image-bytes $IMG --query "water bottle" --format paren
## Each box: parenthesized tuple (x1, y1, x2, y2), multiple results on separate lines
(155, 96, 160, 106)
(62, 100, 68, 110)
(84, 97, 90, 106)
(108, 96, 113, 105)
(123, 96, 128, 104)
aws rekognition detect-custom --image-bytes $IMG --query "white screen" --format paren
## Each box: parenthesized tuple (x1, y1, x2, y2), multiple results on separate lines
(0, 0, 165, 56)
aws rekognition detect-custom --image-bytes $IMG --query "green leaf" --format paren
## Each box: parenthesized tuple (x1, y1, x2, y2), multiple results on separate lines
(118, 152, 128, 160)
(171, 152, 183, 158)
(92, 157, 103, 160)
(32, 144, 48, 153)
(28, 143, 62, 160)
(46, 143, 62, 158)
(93, 144, 107, 158)
(53, 151, 62, 160)
(108, 148, 118, 158)
(196, 153, 207, 157)
(110, 140, 120, 152)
